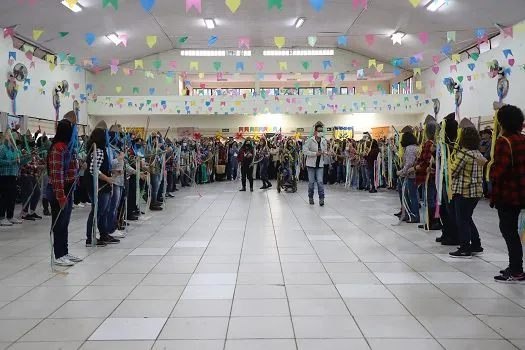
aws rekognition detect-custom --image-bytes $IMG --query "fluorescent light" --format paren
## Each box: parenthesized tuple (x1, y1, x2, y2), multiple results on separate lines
(61, 0, 82, 12)
(106, 33, 120, 45)
(426, 0, 446, 12)
(204, 18, 216, 29)
(295, 17, 306, 29)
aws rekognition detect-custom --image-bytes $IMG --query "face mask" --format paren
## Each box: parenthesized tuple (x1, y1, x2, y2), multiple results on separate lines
(316, 130, 323, 137)
(182, 143, 187, 147)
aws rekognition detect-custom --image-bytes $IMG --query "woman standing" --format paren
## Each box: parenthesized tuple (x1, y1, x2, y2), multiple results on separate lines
(397, 132, 420, 223)
(490, 105, 525, 282)
(0, 130, 23, 226)
(448, 126, 486, 258)
(304, 121, 328, 206)
(227, 141, 239, 180)
(86, 127, 118, 246)
(238, 138, 254, 192)
(47, 114, 82, 266)
(365, 140, 379, 193)
(258, 138, 272, 189)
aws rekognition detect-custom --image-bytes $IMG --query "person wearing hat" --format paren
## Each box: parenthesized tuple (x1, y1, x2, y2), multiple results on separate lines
(46, 113, 82, 266)
(304, 121, 328, 206)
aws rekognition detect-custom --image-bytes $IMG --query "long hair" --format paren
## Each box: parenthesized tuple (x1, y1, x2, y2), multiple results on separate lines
(47, 119, 74, 171)
(85, 128, 106, 153)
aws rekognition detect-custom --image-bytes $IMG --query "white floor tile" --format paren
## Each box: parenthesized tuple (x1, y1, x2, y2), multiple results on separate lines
(89, 318, 167, 340)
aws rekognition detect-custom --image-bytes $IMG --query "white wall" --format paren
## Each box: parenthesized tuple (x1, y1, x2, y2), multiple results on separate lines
(89, 112, 422, 140)
(0, 34, 89, 128)
(421, 21, 525, 123)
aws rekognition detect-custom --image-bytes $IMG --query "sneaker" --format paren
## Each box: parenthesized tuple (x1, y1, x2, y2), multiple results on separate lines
(112, 231, 126, 239)
(369, 189, 378, 193)
(85, 240, 107, 247)
(101, 235, 120, 244)
(21, 214, 35, 221)
(471, 247, 484, 256)
(77, 203, 85, 208)
(0, 218, 13, 226)
(494, 272, 525, 283)
(10, 218, 23, 224)
(66, 254, 83, 262)
(267, 183, 272, 188)
(239, 188, 246, 192)
(29, 213, 43, 220)
(309, 197, 314, 205)
(260, 185, 268, 190)
(499, 267, 511, 276)
(319, 198, 325, 207)
(449, 248, 472, 259)
(149, 206, 163, 211)
(54, 256, 75, 266)
(394, 211, 402, 217)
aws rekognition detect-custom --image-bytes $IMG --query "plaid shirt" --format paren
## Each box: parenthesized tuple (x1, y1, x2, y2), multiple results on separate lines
(0, 144, 22, 177)
(48, 142, 78, 206)
(451, 149, 484, 198)
(416, 140, 435, 185)
(490, 133, 525, 208)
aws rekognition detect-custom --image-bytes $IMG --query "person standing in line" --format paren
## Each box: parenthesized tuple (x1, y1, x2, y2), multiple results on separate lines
(397, 132, 420, 223)
(304, 121, 328, 206)
(490, 105, 525, 282)
(365, 139, 379, 193)
(47, 112, 82, 266)
(0, 129, 24, 226)
(238, 138, 254, 192)
(448, 125, 487, 258)
(227, 141, 239, 181)
(258, 138, 272, 189)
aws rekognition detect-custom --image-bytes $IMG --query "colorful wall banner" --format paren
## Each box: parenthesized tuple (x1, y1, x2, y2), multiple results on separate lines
(333, 126, 354, 139)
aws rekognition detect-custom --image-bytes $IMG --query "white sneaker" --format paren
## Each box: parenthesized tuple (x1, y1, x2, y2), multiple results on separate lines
(0, 218, 13, 226)
(77, 203, 85, 208)
(9, 218, 23, 224)
(54, 256, 75, 266)
(112, 231, 126, 239)
(66, 254, 83, 262)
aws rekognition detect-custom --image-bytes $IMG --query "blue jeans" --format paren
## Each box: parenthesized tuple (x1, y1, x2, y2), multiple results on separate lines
(47, 185, 73, 259)
(454, 195, 481, 251)
(150, 173, 161, 206)
(307, 167, 324, 199)
(403, 178, 420, 222)
(423, 181, 437, 218)
(260, 158, 269, 180)
(107, 185, 123, 234)
(360, 165, 369, 189)
(86, 191, 111, 242)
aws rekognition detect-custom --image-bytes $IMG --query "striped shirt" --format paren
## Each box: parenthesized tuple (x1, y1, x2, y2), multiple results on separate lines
(451, 149, 485, 198)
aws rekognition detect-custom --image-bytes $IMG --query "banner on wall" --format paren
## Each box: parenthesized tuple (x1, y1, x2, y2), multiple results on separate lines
(239, 126, 281, 133)
(123, 127, 145, 138)
(371, 126, 391, 140)
(177, 127, 195, 138)
(333, 126, 354, 140)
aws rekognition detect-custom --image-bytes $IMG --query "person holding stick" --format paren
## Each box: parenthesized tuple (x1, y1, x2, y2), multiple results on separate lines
(304, 121, 328, 206)
(47, 112, 82, 266)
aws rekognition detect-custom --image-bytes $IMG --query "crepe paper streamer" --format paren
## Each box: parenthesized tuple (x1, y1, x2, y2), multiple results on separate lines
(309, 0, 324, 11)
(337, 35, 347, 46)
(213, 61, 222, 71)
(274, 36, 285, 49)
(190, 61, 199, 71)
(365, 34, 374, 46)
(140, 0, 156, 12)
(146, 36, 157, 48)
(85, 33, 96, 46)
(268, 0, 282, 10)
(102, 0, 118, 9)
(226, 0, 241, 13)
(186, 0, 201, 12)
(208, 36, 218, 46)
(419, 32, 428, 44)
(238, 37, 250, 49)
(409, 0, 421, 7)
(447, 31, 456, 42)
(322, 60, 332, 69)
(32, 29, 43, 41)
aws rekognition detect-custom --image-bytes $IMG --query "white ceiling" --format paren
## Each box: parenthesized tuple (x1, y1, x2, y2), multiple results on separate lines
(1, 0, 524, 69)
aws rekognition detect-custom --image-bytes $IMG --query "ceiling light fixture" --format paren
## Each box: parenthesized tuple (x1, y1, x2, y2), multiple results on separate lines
(106, 33, 120, 45)
(391, 31, 406, 44)
(426, 0, 447, 12)
(204, 18, 216, 29)
(61, 0, 82, 12)
(295, 17, 306, 29)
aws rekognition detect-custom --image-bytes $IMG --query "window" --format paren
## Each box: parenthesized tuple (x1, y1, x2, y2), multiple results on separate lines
(391, 77, 413, 95)
(192, 88, 215, 96)
(298, 87, 322, 96)
(181, 50, 252, 57)
(326, 87, 337, 95)
(340, 87, 355, 95)
(262, 49, 334, 56)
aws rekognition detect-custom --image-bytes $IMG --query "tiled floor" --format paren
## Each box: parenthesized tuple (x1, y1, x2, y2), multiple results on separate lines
(0, 181, 524, 350)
